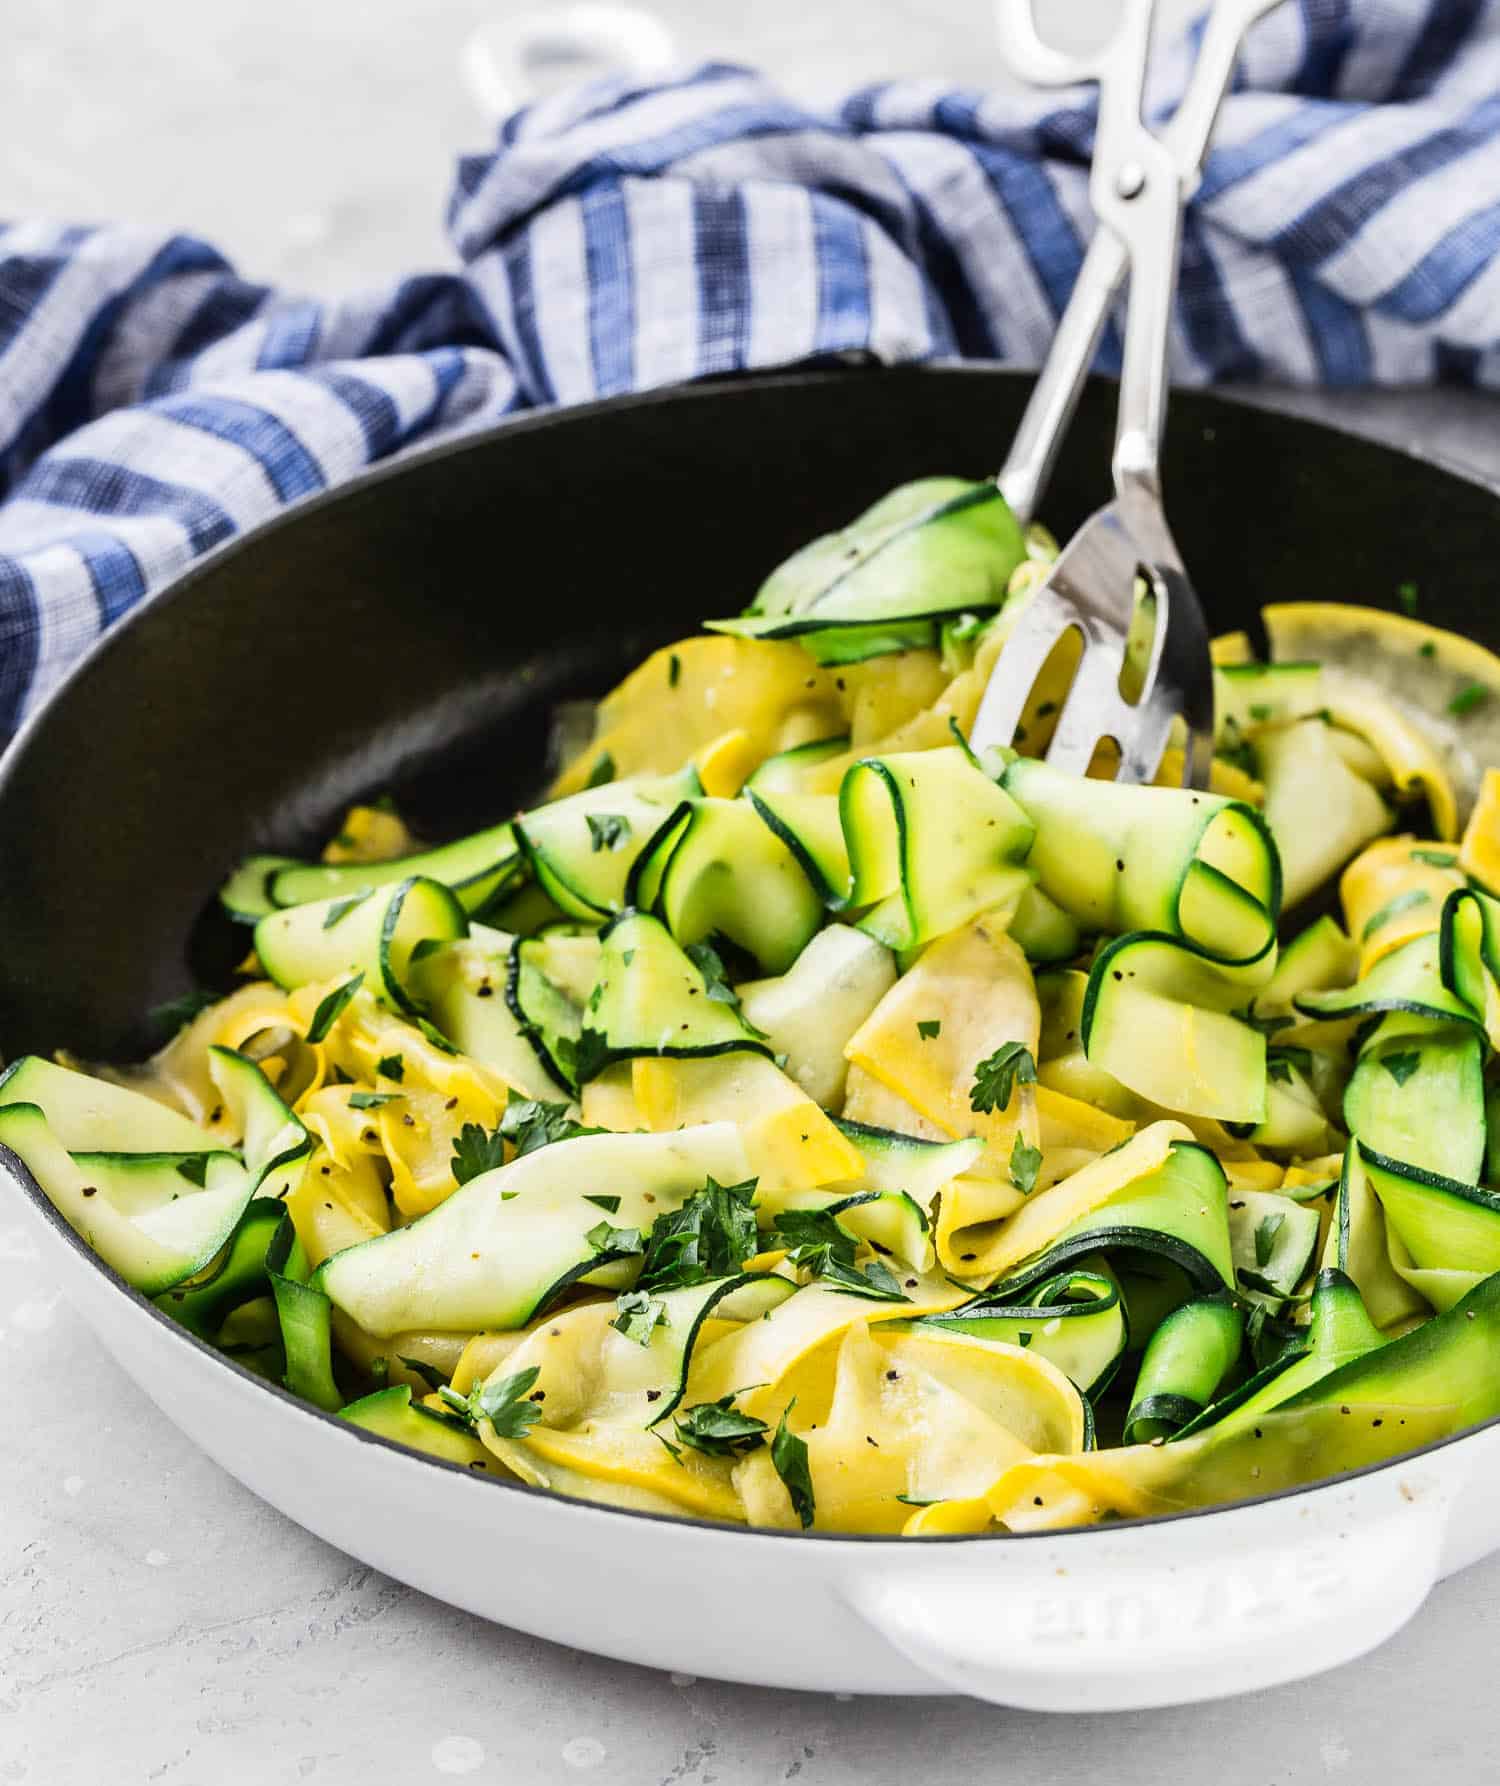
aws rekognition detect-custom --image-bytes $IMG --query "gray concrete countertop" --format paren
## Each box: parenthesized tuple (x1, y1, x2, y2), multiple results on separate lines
(7, 2, 1500, 1779)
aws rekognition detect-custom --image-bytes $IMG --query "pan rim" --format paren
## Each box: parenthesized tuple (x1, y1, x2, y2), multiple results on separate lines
(4, 363, 1499, 1548)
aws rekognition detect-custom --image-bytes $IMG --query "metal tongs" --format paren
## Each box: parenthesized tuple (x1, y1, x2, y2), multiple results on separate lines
(970, 0, 1281, 786)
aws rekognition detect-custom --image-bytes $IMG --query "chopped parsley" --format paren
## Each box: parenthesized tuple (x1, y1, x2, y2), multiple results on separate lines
(397, 1355, 450, 1392)
(770, 1205, 908, 1302)
(586, 1219, 645, 1256)
(970, 1042, 1037, 1115)
(916, 1019, 942, 1041)
(376, 1052, 405, 1082)
(348, 1090, 400, 1110)
(668, 653, 682, 688)
(671, 1395, 768, 1457)
(685, 939, 742, 1008)
(586, 812, 632, 853)
(1418, 641, 1437, 659)
(1397, 580, 1420, 617)
(1249, 702, 1273, 722)
(1254, 1211, 1284, 1268)
(638, 1177, 759, 1292)
(1381, 1049, 1422, 1087)
(586, 752, 616, 788)
(771, 1401, 815, 1528)
(499, 1089, 599, 1157)
(611, 1290, 668, 1347)
(1008, 1134, 1042, 1195)
(306, 972, 363, 1043)
(450, 1121, 508, 1186)
(1410, 847, 1457, 868)
(416, 1016, 458, 1055)
(322, 891, 371, 930)
(1236, 1267, 1289, 1299)
(1449, 683, 1488, 717)
(438, 1364, 544, 1439)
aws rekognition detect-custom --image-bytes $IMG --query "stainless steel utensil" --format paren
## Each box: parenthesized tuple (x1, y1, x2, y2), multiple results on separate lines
(971, 0, 1282, 784)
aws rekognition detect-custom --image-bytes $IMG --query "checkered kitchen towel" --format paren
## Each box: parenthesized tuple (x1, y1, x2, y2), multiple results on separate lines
(3, 0, 1499, 739)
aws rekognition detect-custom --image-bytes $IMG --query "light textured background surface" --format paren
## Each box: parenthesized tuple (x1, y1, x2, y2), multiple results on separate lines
(5, 2, 1500, 1781)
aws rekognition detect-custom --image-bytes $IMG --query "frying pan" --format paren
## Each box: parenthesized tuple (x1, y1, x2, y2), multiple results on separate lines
(5, 365, 1500, 1710)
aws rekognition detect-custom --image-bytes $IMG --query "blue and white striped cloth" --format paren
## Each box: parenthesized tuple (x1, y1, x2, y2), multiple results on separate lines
(3, 0, 1499, 739)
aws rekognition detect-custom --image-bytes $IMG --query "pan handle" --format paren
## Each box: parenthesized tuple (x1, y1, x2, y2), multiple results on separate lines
(842, 1466, 1457, 1710)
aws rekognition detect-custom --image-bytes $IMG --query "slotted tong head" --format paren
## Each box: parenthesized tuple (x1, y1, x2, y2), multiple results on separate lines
(970, 0, 1282, 785)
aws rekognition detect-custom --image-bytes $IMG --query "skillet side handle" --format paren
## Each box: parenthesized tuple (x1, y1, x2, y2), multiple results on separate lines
(843, 1469, 1456, 1711)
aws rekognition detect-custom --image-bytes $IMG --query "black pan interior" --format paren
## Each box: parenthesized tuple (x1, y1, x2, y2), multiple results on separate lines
(2, 365, 1497, 1064)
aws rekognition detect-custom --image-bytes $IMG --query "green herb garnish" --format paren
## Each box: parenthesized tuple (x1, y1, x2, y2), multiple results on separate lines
(612, 1290, 668, 1347)
(376, 1052, 405, 1082)
(1449, 683, 1488, 717)
(1397, 580, 1419, 617)
(586, 812, 632, 853)
(450, 1121, 508, 1186)
(349, 1090, 399, 1110)
(306, 973, 363, 1043)
(322, 891, 371, 929)
(668, 653, 682, 688)
(771, 1401, 815, 1528)
(586, 1219, 645, 1256)
(586, 752, 616, 788)
(416, 1016, 458, 1055)
(672, 1395, 768, 1457)
(1410, 847, 1457, 867)
(970, 1042, 1036, 1115)
(499, 1088, 599, 1157)
(916, 1020, 941, 1041)
(685, 939, 741, 1008)
(1254, 1212, 1284, 1268)
(1237, 1267, 1291, 1299)
(770, 1206, 908, 1302)
(438, 1365, 544, 1439)
(639, 1177, 759, 1292)
(1008, 1134, 1042, 1195)
(1381, 1049, 1422, 1087)
(397, 1355, 450, 1392)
